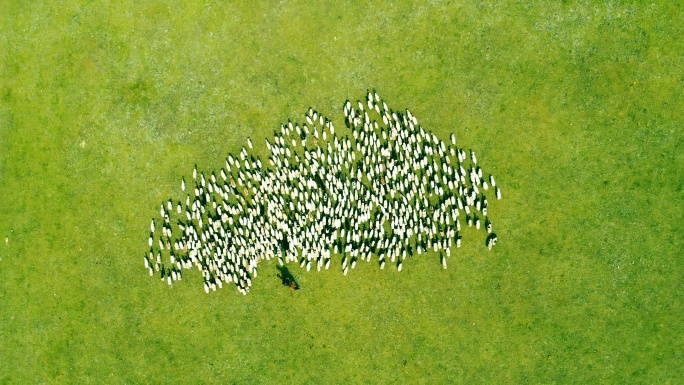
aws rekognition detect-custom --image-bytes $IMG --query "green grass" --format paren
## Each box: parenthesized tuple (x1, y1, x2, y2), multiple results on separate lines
(1, 1, 682, 383)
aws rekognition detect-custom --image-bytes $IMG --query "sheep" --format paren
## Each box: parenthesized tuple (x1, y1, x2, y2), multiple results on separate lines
(144, 92, 502, 294)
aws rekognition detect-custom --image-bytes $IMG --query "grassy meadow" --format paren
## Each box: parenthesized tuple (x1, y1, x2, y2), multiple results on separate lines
(1, 1, 682, 383)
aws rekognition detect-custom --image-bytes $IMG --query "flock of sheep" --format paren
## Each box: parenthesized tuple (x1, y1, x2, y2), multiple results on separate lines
(144, 91, 500, 294)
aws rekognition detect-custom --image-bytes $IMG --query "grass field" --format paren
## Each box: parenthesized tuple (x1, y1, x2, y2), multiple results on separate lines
(1, 1, 682, 383)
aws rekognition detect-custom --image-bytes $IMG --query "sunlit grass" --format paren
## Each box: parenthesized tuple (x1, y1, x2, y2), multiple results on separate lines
(0, 1, 682, 383)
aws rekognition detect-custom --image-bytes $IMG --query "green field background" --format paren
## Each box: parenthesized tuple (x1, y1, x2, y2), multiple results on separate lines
(1, 1, 682, 383)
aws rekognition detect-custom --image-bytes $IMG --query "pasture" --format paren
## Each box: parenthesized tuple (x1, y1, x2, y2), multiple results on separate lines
(0, 1, 682, 383)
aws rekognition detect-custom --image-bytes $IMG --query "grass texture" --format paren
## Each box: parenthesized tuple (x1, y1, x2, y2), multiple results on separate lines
(0, 1, 682, 383)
